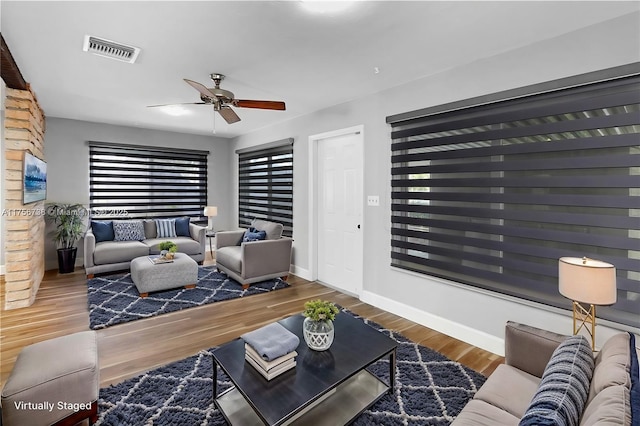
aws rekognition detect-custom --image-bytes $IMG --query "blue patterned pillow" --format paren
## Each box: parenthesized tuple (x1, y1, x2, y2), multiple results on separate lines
(156, 219, 177, 238)
(519, 335, 594, 426)
(243, 227, 267, 243)
(112, 220, 145, 242)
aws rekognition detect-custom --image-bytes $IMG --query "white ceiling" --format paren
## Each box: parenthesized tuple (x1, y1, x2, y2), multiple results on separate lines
(2, 1, 638, 138)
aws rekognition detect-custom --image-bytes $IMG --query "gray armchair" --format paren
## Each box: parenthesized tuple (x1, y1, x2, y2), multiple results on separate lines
(215, 219, 293, 289)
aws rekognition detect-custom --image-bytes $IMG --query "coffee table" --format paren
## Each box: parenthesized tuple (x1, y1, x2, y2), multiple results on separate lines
(212, 313, 397, 426)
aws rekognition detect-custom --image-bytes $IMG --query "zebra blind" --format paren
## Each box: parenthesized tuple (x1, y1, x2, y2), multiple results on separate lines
(389, 75, 640, 327)
(89, 142, 208, 220)
(238, 144, 293, 236)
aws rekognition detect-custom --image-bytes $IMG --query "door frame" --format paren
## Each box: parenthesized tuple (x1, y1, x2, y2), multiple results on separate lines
(308, 125, 364, 296)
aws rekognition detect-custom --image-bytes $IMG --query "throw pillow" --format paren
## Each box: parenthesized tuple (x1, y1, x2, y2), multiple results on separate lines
(156, 219, 177, 238)
(519, 335, 595, 426)
(175, 217, 191, 237)
(112, 220, 146, 242)
(91, 220, 114, 243)
(243, 227, 267, 243)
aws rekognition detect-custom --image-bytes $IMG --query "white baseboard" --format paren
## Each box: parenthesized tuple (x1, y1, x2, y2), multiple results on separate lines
(360, 290, 505, 356)
(0, 264, 5, 276)
(291, 265, 312, 281)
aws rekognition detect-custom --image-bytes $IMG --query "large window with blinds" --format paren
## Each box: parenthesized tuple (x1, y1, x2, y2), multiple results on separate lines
(388, 73, 639, 327)
(238, 142, 293, 236)
(89, 142, 208, 220)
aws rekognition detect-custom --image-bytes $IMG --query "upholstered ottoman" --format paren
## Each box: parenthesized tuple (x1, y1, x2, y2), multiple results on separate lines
(131, 253, 198, 297)
(1, 331, 99, 426)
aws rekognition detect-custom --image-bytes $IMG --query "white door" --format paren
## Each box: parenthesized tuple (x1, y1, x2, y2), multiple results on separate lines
(316, 130, 363, 295)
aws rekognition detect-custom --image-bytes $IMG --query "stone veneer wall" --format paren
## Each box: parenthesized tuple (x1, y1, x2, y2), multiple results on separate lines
(3, 87, 46, 309)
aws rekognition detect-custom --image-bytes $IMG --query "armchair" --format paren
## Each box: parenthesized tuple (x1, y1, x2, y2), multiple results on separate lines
(215, 219, 293, 289)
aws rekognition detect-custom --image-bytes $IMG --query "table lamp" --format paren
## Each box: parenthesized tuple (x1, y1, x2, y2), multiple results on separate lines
(204, 206, 218, 230)
(558, 257, 616, 349)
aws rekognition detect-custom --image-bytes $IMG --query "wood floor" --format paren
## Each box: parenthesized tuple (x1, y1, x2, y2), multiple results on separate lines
(0, 254, 503, 390)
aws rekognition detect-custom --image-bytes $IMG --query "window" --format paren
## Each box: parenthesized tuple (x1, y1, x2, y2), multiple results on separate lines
(89, 142, 208, 220)
(388, 72, 639, 327)
(238, 140, 293, 236)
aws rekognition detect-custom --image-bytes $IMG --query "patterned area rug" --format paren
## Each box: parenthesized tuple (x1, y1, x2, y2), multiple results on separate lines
(96, 310, 486, 425)
(87, 266, 289, 330)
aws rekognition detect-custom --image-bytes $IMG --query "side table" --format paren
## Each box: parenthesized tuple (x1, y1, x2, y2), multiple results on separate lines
(206, 230, 216, 254)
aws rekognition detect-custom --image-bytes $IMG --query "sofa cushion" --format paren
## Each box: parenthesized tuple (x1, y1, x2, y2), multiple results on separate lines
(113, 220, 145, 241)
(580, 385, 631, 426)
(145, 237, 201, 256)
(589, 333, 632, 402)
(251, 219, 283, 240)
(505, 321, 568, 378)
(93, 240, 149, 265)
(143, 219, 157, 239)
(216, 246, 242, 273)
(243, 227, 267, 243)
(473, 364, 541, 418)
(451, 399, 519, 426)
(519, 335, 594, 426)
(175, 217, 191, 237)
(156, 219, 177, 238)
(91, 220, 114, 243)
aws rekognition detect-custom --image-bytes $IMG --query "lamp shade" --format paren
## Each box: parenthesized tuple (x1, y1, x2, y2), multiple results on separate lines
(558, 257, 617, 305)
(203, 206, 218, 217)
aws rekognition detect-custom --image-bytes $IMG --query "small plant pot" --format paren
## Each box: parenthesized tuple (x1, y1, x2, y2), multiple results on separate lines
(303, 318, 334, 351)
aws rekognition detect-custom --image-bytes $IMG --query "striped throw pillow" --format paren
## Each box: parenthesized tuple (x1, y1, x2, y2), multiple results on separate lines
(156, 219, 177, 238)
(519, 335, 594, 426)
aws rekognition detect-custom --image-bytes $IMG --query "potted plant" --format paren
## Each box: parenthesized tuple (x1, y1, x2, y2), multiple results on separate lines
(158, 241, 178, 259)
(302, 299, 340, 351)
(45, 203, 88, 274)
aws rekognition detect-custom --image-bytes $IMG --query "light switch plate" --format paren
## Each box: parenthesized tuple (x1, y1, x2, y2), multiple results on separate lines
(367, 195, 380, 206)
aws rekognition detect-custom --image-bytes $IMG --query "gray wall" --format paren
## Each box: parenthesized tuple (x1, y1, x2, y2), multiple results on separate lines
(231, 13, 640, 352)
(43, 117, 233, 270)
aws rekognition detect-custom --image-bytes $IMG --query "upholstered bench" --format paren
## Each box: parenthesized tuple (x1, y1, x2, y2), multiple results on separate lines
(131, 252, 198, 297)
(1, 331, 99, 426)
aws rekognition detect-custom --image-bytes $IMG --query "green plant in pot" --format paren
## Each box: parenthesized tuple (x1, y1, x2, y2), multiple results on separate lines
(302, 299, 339, 351)
(45, 203, 88, 274)
(158, 241, 178, 259)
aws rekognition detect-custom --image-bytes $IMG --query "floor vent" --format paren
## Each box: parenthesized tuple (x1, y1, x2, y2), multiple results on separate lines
(82, 35, 140, 64)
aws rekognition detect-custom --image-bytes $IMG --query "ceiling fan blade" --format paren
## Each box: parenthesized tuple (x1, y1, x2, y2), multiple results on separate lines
(218, 106, 241, 124)
(147, 102, 207, 108)
(234, 100, 286, 110)
(184, 79, 216, 99)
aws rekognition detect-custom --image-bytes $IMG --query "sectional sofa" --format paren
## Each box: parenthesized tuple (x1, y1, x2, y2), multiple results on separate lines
(452, 321, 639, 426)
(84, 218, 206, 277)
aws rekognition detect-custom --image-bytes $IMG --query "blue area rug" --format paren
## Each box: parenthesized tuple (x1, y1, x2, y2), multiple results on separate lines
(96, 310, 486, 425)
(87, 266, 289, 330)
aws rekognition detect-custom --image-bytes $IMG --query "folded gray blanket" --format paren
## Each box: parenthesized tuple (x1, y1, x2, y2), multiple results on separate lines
(241, 322, 300, 361)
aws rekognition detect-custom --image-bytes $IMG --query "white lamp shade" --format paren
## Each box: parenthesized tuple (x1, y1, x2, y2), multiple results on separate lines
(204, 206, 218, 217)
(558, 257, 617, 305)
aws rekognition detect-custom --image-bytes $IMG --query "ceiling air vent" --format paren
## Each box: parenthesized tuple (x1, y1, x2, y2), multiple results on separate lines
(82, 35, 140, 64)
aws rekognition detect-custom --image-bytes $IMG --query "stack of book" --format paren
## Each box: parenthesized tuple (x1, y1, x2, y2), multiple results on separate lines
(245, 344, 297, 380)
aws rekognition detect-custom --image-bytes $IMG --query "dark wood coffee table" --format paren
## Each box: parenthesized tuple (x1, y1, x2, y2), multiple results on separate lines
(212, 312, 397, 425)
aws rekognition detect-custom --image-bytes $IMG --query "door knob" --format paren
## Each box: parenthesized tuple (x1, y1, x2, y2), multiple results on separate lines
(357, 224, 361, 229)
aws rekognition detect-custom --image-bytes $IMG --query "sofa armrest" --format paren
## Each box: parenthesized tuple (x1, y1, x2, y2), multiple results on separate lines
(189, 223, 206, 254)
(216, 230, 245, 249)
(84, 229, 96, 269)
(242, 238, 293, 278)
(505, 321, 569, 378)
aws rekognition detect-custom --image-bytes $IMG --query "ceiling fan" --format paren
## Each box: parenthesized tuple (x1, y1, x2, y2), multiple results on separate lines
(149, 73, 286, 124)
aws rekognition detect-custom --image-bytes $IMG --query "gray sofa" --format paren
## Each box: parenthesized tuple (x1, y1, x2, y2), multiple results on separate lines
(84, 219, 206, 277)
(215, 219, 293, 289)
(452, 321, 639, 425)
